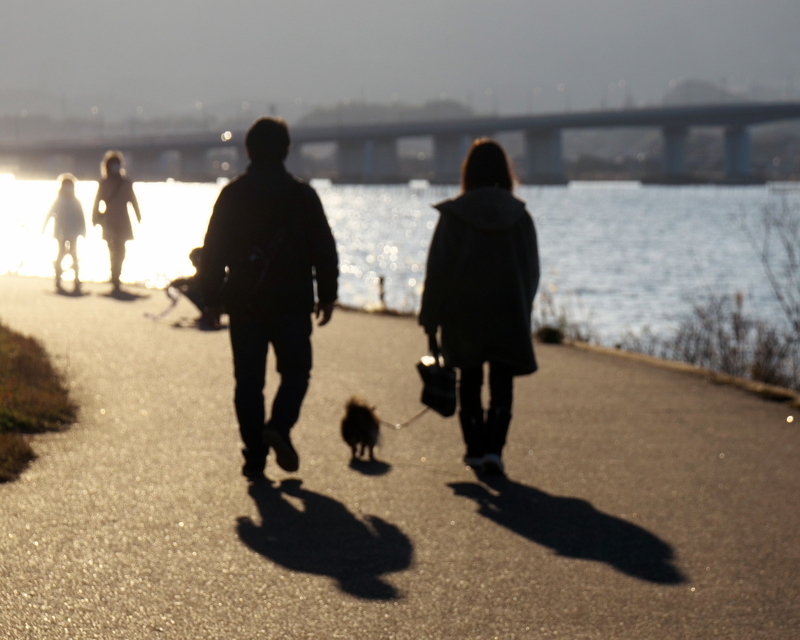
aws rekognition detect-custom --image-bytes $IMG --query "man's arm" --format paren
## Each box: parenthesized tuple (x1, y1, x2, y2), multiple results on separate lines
(314, 301, 334, 326)
(200, 187, 233, 309)
(302, 187, 339, 320)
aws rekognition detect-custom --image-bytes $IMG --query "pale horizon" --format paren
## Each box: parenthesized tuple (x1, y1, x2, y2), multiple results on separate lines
(1, 0, 799, 121)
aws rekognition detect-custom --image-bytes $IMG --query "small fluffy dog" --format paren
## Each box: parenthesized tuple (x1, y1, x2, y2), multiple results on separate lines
(341, 396, 380, 461)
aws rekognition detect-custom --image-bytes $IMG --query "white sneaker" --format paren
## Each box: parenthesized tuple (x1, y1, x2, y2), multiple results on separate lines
(481, 453, 505, 476)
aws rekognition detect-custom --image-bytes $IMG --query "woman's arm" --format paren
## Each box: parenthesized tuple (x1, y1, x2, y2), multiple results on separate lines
(419, 214, 458, 333)
(128, 181, 141, 223)
(91, 183, 103, 226)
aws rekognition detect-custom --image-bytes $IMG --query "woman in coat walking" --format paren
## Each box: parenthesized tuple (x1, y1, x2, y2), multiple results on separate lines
(92, 150, 141, 293)
(419, 138, 540, 476)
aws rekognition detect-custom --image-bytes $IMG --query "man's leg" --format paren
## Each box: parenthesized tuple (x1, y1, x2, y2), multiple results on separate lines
(262, 313, 312, 472)
(229, 314, 270, 477)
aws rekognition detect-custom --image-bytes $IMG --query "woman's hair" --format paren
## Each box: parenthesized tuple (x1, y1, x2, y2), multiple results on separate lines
(100, 150, 126, 179)
(461, 138, 515, 192)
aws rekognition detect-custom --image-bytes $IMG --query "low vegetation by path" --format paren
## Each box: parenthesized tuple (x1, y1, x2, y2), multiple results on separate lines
(0, 320, 76, 482)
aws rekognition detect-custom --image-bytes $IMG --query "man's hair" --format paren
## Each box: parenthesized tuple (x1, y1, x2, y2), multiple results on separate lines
(245, 117, 291, 163)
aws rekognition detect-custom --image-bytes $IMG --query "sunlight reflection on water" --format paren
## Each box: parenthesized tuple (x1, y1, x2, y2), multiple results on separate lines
(1, 176, 795, 342)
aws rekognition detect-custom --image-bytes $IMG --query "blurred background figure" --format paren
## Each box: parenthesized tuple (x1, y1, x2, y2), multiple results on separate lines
(42, 173, 86, 294)
(92, 151, 141, 294)
(167, 247, 210, 325)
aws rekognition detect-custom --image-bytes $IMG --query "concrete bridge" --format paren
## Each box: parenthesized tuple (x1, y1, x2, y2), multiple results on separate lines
(2, 102, 800, 184)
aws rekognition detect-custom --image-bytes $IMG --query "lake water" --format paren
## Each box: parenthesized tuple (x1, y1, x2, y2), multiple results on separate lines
(1, 174, 796, 343)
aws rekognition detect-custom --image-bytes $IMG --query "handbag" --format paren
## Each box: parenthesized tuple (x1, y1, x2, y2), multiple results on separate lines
(416, 354, 456, 417)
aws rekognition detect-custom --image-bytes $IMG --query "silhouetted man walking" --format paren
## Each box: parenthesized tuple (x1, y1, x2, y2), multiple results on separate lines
(201, 117, 338, 479)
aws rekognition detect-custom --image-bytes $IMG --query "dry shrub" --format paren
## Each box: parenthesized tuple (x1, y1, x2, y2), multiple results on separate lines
(622, 292, 799, 391)
(534, 288, 596, 343)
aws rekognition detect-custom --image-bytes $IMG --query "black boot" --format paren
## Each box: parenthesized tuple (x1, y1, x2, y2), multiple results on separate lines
(486, 406, 512, 454)
(459, 410, 484, 467)
(483, 407, 512, 475)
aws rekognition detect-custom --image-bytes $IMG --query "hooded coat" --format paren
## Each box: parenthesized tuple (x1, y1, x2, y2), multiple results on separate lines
(419, 187, 540, 375)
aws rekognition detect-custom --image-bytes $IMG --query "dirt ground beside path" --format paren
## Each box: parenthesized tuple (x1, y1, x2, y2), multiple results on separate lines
(0, 274, 797, 639)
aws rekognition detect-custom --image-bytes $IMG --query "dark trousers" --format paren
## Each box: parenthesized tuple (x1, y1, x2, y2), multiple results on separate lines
(229, 312, 312, 466)
(106, 238, 126, 286)
(458, 361, 515, 456)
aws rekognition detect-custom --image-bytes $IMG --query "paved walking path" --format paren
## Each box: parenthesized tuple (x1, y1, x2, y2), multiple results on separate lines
(0, 274, 797, 639)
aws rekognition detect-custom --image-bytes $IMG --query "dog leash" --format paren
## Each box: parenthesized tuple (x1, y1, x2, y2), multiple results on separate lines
(379, 407, 431, 430)
(144, 287, 180, 320)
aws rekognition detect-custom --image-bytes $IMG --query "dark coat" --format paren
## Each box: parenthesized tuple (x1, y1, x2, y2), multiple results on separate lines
(201, 162, 339, 315)
(419, 187, 540, 375)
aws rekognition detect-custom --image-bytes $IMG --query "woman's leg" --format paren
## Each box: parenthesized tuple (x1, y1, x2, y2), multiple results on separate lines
(107, 238, 126, 289)
(458, 365, 484, 462)
(486, 361, 515, 456)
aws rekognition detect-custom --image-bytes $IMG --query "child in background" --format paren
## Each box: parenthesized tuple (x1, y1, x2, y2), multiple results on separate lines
(43, 174, 86, 293)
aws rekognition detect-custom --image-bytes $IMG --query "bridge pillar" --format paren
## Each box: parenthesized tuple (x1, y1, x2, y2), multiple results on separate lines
(337, 139, 367, 183)
(433, 133, 472, 183)
(525, 129, 566, 184)
(724, 126, 752, 180)
(336, 138, 400, 183)
(662, 126, 688, 177)
(180, 148, 210, 182)
(370, 137, 400, 182)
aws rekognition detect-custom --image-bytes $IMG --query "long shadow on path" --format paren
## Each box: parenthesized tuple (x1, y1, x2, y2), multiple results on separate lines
(449, 478, 686, 584)
(238, 479, 413, 600)
(101, 288, 150, 302)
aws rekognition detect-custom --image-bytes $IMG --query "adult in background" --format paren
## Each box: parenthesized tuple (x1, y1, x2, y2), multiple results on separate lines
(201, 117, 339, 480)
(43, 173, 86, 294)
(419, 138, 540, 476)
(92, 150, 141, 293)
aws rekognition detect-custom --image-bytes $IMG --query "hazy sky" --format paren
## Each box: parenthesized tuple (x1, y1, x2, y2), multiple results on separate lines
(2, 0, 799, 119)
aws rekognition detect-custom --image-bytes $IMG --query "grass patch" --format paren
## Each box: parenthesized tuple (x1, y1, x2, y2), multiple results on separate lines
(0, 321, 76, 482)
(0, 433, 36, 482)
